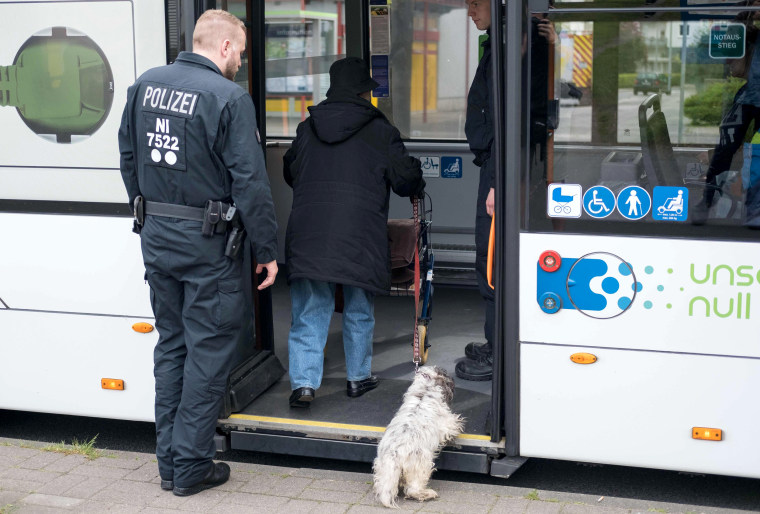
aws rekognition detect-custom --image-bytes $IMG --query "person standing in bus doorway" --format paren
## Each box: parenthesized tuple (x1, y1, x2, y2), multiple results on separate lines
(118, 10, 278, 497)
(457, 0, 556, 381)
(283, 57, 425, 408)
(696, 0, 760, 225)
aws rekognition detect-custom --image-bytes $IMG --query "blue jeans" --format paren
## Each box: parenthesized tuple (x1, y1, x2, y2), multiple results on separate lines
(288, 278, 375, 390)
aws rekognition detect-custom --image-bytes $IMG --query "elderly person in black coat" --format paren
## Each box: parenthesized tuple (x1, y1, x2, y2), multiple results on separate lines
(283, 57, 425, 408)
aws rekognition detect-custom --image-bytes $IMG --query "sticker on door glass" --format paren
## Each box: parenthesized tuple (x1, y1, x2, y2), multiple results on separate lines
(547, 183, 582, 218)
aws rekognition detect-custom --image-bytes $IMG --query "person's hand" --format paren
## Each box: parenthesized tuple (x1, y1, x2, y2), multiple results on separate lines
(486, 188, 495, 216)
(537, 19, 556, 44)
(256, 260, 278, 290)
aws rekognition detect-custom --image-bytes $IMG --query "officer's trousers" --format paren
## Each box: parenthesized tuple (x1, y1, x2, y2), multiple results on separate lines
(475, 165, 495, 346)
(140, 216, 244, 488)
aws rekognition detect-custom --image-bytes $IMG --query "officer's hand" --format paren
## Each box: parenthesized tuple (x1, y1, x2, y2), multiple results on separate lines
(486, 188, 495, 217)
(256, 260, 278, 290)
(538, 19, 556, 44)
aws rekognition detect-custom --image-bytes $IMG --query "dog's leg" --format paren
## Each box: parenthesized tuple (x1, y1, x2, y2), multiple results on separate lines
(439, 411, 465, 445)
(373, 453, 402, 508)
(402, 453, 438, 502)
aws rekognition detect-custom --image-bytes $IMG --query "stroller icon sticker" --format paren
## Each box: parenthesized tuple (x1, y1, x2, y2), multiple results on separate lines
(652, 186, 689, 221)
(583, 186, 615, 218)
(547, 184, 582, 218)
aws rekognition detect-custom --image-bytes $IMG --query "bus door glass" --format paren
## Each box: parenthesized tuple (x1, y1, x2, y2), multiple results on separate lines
(520, 1, 760, 478)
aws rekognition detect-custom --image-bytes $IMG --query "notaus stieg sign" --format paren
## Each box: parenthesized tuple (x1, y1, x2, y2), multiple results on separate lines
(709, 23, 746, 60)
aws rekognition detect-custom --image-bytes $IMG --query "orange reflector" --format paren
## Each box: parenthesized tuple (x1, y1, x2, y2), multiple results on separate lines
(693, 427, 722, 441)
(570, 352, 597, 364)
(101, 379, 124, 391)
(132, 322, 154, 333)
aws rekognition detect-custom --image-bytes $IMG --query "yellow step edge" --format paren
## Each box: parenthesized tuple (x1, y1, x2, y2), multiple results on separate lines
(226, 414, 493, 441)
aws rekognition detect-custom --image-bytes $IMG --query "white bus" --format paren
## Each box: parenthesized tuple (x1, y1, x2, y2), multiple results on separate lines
(1, 0, 758, 479)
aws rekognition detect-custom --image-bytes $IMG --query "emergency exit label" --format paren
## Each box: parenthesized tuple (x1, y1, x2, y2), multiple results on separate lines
(709, 23, 745, 59)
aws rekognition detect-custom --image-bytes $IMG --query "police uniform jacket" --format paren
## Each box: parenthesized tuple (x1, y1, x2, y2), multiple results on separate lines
(283, 94, 425, 295)
(465, 33, 494, 189)
(118, 51, 277, 264)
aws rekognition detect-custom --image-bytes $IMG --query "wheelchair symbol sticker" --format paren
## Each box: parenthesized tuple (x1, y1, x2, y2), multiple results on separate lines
(583, 186, 615, 218)
(420, 156, 440, 178)
(547, 183, 582, 218)
(652, 186, 688, 221)
(616, 186, 651, 220)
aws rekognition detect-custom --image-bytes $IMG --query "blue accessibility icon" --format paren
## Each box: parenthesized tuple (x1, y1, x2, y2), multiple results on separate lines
(583, 186, 615, 218)
(652, 186, 688, 221)
(616, 186, 651, 220)
(441, 156, 462, 178)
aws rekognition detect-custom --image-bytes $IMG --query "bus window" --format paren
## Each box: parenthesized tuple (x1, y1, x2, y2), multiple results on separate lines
(530, 6, 760, 239)
(263, 1, 345, 137)
(372, 0, 481, 140)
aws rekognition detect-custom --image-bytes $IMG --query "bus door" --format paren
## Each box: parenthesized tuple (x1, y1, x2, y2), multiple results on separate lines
(517, 0, 760, 479)
(216, 0, 512, 475)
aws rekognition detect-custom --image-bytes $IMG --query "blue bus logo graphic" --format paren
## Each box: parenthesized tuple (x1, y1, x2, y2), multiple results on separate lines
(440, 156, 462, 178)
(537, 252, 640, 319)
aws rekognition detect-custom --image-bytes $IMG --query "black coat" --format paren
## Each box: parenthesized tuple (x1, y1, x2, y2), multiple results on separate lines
(283, 95, 425, 294)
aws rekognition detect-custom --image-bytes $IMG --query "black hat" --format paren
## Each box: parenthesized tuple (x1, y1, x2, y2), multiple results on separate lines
(326, 57, 379, 97)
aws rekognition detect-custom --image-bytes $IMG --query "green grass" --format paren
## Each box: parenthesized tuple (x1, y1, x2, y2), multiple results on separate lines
(40, 435, 101, 460)
(524, 490, 540, 501)
(0, 504, 18, 514)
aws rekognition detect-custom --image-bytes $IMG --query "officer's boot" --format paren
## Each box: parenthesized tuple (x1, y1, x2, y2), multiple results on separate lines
(455, 351, 493, 381)
(464, 341, 492, 360)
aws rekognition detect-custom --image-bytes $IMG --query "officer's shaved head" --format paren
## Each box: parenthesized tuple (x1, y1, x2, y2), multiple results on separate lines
(192, 10, 246, 80)
(193, 10, 245, 53)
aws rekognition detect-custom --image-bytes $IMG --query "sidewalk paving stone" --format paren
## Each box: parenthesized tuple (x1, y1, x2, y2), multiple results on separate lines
(238, 475, 312, 497)
(31, 474, 87, 496)
(220, 490, 290, 509)
(0, 468, 61, 484)
(299, 486, 366, 504)
(60, 476, 116, 500)
(68, 463, 132, 479)
(20, 493, 83, 509)
(310, 478, 372, 494)
(123, 461, 162, 483)
(42, 454, 88, 473)
(15, 452, 66, 470)
(89, 478, 163, 506)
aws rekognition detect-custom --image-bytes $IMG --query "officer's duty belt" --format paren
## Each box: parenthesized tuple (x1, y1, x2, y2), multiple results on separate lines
(144, 201, 205, 221)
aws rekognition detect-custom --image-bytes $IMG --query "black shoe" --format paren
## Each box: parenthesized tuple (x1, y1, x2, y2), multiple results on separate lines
(289, 387, 315, 408)
(464, 341, 492, 360)
(347, 376, 379, 398)
(455, 355, 493, 381)
(173, 462, 230, 497)
(160, 479, 173, 491)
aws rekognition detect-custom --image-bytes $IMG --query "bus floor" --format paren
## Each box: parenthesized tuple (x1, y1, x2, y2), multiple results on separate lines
(236, 281, 493, 436)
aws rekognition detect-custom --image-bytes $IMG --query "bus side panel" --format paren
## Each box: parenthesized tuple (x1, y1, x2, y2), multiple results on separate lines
(0, 214, 151, 316)
(0, 309, 157, 421)
(521, 233, 760, 358)
(520, 344, 760, 479)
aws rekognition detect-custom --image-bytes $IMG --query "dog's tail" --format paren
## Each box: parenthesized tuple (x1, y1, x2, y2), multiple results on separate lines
(373, 453, 402, 508)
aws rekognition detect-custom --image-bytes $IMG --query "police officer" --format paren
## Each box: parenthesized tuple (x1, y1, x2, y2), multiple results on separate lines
(118, 10, 278, 496)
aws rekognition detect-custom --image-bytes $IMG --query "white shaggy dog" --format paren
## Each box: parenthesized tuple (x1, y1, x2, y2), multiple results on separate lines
(373, 366, 464, 508)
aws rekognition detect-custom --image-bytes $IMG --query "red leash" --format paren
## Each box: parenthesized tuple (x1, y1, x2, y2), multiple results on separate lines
(412, 197, 421, 372)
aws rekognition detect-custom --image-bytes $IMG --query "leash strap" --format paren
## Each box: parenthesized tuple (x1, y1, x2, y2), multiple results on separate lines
(412, 197, 421, 372)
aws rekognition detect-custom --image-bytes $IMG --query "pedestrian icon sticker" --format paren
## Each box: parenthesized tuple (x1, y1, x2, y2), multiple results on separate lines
(583, 186, 615, 218)
(616, 186, 651, 220)
(652, 186, 688, 221)
(547, 183, 582, 218)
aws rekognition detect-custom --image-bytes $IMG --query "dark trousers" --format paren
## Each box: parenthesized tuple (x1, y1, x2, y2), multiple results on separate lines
(475, 165, 495, 346)
(140, 216, 244, 488)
